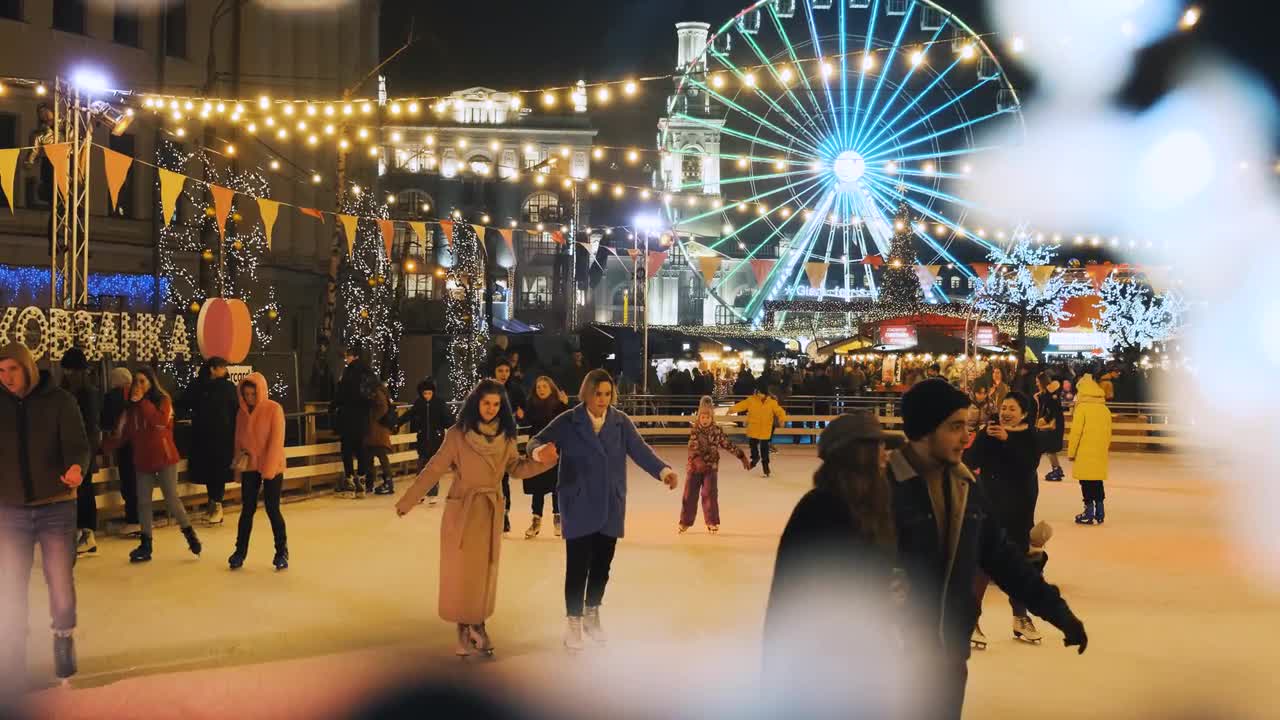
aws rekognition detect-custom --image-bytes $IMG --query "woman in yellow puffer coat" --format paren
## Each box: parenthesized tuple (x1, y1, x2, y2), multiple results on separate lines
(1068, 374, 1113, 525)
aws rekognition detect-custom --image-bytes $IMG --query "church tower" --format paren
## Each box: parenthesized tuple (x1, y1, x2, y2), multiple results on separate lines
(657, 22, 724, 197)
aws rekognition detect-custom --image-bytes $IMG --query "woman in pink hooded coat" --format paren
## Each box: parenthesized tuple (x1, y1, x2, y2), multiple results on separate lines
(229, 373, 289, 571)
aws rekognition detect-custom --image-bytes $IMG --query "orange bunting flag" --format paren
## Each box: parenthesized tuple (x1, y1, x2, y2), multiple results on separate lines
(551, 230, 566, 245)
(338, 214, 358, 255)
(43, 143, 71, 198)
(158, 168, 186, 227)
(698, 256, 721, 285)
(750, 258, 775, 285)
(299, 207, 325, 222)
(439, 220, 454, 249)
(1085, 263, 1113, 288)
(209, 185, 235, 240)
(862, 254, 885, 269)
(409, 221, 427, 245)
(647, 251, 668, 278)
(100, 147, 133, 213)
(499, 229, 514, 254)
(970, 263, 990, 281)
(1031, 265, 1056, 288)
(378, 219, 396, 259)
(256, 198, 281, 250)
(0, 148, 19, 213)
(805, 262, 828, 289)
(472, 225, 487, 250)
(626, 248, 640, 259)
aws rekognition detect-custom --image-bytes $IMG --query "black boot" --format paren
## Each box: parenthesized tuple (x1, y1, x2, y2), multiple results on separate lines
(273, 544, 289, 571)
(228, 546, 247, 570)
(374, 477, 395, 495)
(182, 525, 202, 557)
(53, 631, 76, 682)
(129, 533, 153, 563)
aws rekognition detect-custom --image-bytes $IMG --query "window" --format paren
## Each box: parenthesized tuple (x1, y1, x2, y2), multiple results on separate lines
(522, 192, 560, 223)
(519, 275, 552, 309)
(165, 1, 187, 58)
(107, 134, 136, 218)
(967, 277, 976, 290)
(405, 273, 435, 300)
(714, 304, 744, 326)
(396, 189, 434, 219)
(114, 4, 140, 46)
(950, 275, 961, 290)
(0, 1, 21, 21)
(521, 231, 558, 262)
(51, 0, 84, 33)
(681, 146, 703, 185)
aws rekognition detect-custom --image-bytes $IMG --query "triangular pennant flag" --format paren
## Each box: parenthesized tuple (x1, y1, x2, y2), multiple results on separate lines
(472, 225, 487, 252)
(862, 254, 884, 269)
(378, 220, 395, 259)
(43, 143, 71, 198)
(439, 220, 454, 250)
(0, 148, 19, 213)
(299, 207, 325, 222)
(626, 248, 640, 259)
(100, 147, 132, 213)
(256, 198, 280, 251)
(209, 184, 235, 240)
(499, 229, 514, 254)
(1031, 265, 1055, 288)
(1085, 263, 1112, 289)
(750, 258, 775, 285)
(648, 251, 668, 278)
(698, 256, 721, 285)
(409, 221, 427, 245)
(925, 265, 942, 281)
(551, 230, 566, 245)
(603, 245, 621, 256)
(805, 262, 828, 289)
(158, 168, 186, 227)
(970, 263, 990, 281)
(338, 214, 358, 255)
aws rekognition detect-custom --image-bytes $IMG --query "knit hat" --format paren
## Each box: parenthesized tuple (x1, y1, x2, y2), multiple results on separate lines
(60, 347, 89, 370)
(110, 367, 134, 389)
(819, 411, 906, 460)
(901, 378, 972, 441)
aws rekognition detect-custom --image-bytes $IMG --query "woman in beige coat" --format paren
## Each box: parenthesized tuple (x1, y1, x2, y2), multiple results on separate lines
(395, 379, 558, 656)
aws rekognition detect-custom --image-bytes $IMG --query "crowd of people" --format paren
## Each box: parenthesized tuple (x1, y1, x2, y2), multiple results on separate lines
(2, 333, 1122, 718)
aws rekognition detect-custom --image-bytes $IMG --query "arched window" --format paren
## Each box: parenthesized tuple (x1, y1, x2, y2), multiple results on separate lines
(396, 189, 435, 219)
(522, 192, 562, 223)
(467, 154, 492, 176)
(681, 145, 704, 186)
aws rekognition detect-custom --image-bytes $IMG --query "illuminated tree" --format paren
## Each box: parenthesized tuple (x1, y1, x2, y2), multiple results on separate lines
(338, 192, 404, 396)
(1095, 275, 1187, 365)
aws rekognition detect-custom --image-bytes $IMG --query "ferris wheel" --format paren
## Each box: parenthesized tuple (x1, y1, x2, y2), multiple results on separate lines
(660, 0, 1024, 325)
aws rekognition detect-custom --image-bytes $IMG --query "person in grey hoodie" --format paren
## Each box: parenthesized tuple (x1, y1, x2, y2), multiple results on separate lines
(0, 342, 91, 694)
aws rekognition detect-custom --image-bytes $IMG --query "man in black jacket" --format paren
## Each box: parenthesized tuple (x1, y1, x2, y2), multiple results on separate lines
(0, 342, 91, 694)
(493, 358, 525, 533)
(331, 343, 378, 498)
(890, 379, 1087, 719)
(178, 357, 239, 524)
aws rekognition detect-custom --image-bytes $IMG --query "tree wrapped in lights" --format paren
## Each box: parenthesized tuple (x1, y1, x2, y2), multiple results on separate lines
(156, 141, 281, 387)
(973, 237, 1093, 366)
(338, 193, 404, 396)
(444, 222, 487, 396)
(879, 203, 924, 307)
(1095, 275, 1187, 366)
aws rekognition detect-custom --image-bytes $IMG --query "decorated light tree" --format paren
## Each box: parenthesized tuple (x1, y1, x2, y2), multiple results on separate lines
(879, 203, 924, 308)
(1095, 275, 1187, 366)
(444, 222, 488, 396)
(338, 192, 404, 396)
(973, 237, 1093, 368)
(156, 141, 281, 388)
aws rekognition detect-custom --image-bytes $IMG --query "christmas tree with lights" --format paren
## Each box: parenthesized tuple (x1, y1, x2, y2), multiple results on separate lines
(879, 203, 924, 307)
(444, 222, 488, 398)
(338, 192, 404, 396)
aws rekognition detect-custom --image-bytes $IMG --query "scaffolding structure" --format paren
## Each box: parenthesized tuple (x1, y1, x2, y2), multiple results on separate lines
(51, 76, 94, 309)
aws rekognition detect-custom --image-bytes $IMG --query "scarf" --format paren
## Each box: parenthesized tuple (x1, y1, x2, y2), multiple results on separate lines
(465, 419, 507, 458)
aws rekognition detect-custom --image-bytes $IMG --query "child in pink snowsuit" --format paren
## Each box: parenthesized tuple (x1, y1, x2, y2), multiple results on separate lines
(680, 396, 749, 534)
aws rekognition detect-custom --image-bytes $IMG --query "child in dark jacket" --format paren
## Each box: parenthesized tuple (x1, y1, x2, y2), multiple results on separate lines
(680, 396, 749, 534)
(398, 379, 454, 505)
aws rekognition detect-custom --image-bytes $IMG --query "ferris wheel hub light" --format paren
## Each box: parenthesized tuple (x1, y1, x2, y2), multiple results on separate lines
(833, 150, 867, 184)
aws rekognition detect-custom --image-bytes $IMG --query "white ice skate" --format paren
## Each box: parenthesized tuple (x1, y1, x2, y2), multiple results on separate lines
(584, 606, 608, 645)
(971, 624, 988, 651)
(467, 624, 495, 657)
(1013, 616, 1042, 644)
(564, 616, 585, 652)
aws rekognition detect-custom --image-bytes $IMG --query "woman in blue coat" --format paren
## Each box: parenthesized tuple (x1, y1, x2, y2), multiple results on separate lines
(529, 369, 677, 651)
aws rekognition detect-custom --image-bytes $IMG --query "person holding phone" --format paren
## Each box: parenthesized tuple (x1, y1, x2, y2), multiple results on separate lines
(229, 373, 289, 571)
(967, 391, 1044, 645)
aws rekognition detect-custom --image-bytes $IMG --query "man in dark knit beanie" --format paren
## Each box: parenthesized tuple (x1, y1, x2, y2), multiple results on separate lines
(888, 379, 1087, 719)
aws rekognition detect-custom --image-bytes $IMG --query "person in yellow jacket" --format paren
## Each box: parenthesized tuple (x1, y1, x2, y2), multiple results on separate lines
(1068, 374, 1113, 525)
(728, 383, 787, 478)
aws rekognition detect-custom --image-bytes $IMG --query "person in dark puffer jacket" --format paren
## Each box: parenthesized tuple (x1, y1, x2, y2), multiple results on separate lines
(0, 342, 91, 693)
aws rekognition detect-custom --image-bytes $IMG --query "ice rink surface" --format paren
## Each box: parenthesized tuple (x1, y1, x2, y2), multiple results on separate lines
(14, 446, 1278, 719)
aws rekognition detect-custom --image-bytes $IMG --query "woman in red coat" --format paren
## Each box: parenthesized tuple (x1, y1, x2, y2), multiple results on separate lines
(108, 367, 201, 563)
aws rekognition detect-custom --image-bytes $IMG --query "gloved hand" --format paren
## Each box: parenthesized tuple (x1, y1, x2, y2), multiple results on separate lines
(1060, 613, 1088, 655)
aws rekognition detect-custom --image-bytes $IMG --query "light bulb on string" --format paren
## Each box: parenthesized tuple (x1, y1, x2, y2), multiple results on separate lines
(282, 104, 295, 116)
(596, 86, 610, 103)
(269, 159, 280, 170)
(542, 92, 556, 107)
(624, 80, 638, 96)
(305, 104, 317, 116)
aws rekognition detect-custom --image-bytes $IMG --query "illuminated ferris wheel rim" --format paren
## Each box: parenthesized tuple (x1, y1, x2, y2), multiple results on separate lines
(661, 0, 1025, 323)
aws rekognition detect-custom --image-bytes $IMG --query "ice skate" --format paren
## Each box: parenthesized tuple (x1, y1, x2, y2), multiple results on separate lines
(763, 469, 772, 478)
(970, 624, 988, 651)
(503, 513, 511, 534)
(53, 632, 76, 683)
(563, 616, 585, 652)
(455, 624, 478, 657)
(129, 533, 153, 563)
(1044, 467, 1064, 482)
(182, 526, 202, 557)
(228, 548, 246, 570)
(468, 624, 495, 656)
(206, 501, 224, 525)
(373, 479, 395, 495)
(354, 476, 368, 499)
(273, 546, 289, 571)
(525, 515, 542, 539)
(678, 524, 689, 534)
(583, 606, 608, 645)
(1093, 499, 1106, 524)
(707, 524, 719, 534)
(553, 513, 562, 537)
(1013, 615, 1042, 644)
(76, 529, 97, 557)
(337, 475, 356, 499)
(1075, 501, 1097, 525)
(428, 495, 439, 506)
